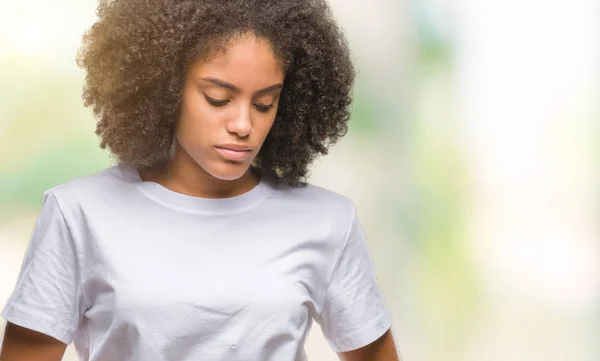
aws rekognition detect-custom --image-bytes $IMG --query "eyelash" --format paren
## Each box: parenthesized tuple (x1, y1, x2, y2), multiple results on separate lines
(204, 95, 229, 107)
(204, 95, 274, 113)
(254, 104, 274, 112)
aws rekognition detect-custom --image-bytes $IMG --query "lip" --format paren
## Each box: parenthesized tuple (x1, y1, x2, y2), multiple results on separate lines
(216, 144, 253, 151)
(214, 145, 253, 162)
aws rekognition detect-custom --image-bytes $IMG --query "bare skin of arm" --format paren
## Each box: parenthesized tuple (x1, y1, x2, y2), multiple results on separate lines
(338, 328, 401, 361)
(0, 322, 67, 361)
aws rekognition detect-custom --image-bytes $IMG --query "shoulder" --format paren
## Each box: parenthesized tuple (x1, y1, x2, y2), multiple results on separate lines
(43, 165, 135, 210)
(265, 180, 357, 226)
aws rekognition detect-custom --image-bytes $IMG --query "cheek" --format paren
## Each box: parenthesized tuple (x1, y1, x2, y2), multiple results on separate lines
(178, 94, 220, 144)
(259, 118, 276, 137)
(256, 112, 278, 138)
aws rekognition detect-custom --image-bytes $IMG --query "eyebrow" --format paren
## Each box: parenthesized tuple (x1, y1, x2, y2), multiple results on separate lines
(199, 77, 283, 95)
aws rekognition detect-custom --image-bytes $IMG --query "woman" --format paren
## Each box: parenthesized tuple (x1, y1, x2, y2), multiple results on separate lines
(0, 0, 400, 360)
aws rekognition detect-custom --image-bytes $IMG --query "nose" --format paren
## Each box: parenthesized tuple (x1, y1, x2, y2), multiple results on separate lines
(226, 103, 253, 137)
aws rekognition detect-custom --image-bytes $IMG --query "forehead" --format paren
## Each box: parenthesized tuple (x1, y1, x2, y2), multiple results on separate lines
(188, 34, 285, 89)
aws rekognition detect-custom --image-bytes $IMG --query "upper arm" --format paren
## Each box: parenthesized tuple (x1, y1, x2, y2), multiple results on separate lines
(314, 201, 393, 352)
(0, 322, 67, 361)
(1, 191, 86, 350)
(338, 328, 400, 361)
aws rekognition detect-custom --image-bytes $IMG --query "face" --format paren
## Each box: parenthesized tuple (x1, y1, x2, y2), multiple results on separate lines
(175, 33, 285, 181)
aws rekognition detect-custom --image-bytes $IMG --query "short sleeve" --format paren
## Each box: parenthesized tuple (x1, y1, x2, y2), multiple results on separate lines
(1, 191, 86, 344)
(315, 204, 393, 353)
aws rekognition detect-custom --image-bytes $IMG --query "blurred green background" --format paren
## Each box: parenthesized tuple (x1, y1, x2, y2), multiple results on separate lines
(1, 1, 599, 360)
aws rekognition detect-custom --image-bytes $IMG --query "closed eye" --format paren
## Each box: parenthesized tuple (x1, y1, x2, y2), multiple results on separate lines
(204, 94, 229, 107)
(254, 103, 274, 112)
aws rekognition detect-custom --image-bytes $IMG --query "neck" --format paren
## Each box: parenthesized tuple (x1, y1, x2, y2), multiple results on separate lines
(139, 143, 259, 199)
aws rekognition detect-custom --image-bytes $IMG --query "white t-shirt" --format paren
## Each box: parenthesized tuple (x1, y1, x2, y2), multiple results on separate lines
(2, 165, 392, 361)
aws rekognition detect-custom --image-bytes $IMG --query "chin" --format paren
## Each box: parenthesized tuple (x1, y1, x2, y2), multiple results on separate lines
(202, 161, 251, 182)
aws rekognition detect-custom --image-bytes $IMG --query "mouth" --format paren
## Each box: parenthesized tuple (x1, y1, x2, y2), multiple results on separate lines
(214, 146, 253, 162)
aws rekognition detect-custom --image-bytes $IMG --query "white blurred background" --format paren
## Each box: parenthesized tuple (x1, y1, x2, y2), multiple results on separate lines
(1, 0, 599, 360)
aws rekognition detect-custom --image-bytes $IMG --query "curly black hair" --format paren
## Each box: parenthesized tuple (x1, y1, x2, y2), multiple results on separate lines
(77, 0, 355, 186)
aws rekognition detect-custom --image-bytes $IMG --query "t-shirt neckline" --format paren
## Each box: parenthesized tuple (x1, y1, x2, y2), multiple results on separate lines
(115, 165, 269, 214)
